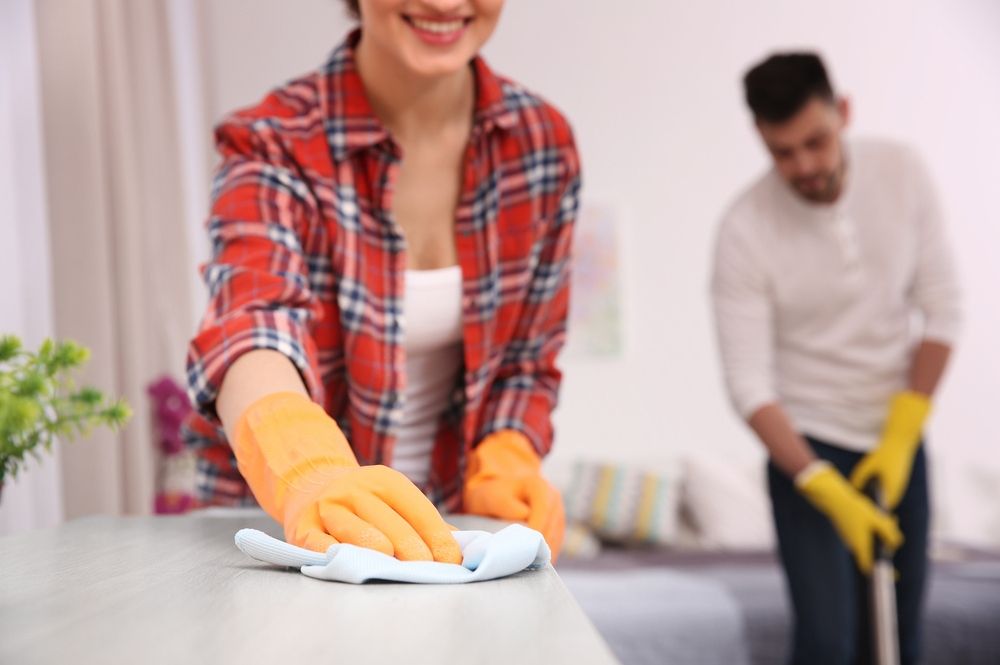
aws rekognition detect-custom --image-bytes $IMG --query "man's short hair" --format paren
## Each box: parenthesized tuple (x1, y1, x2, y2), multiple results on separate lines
(743, 53, 835, 123)
(342, 0, 359, 18)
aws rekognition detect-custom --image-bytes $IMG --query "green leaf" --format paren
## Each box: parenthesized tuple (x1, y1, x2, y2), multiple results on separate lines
(37, 339, 54, 366)
(14, 372, 47, 397)
(72, 387, 104, 405)
(104, 400, 132, 426)
(0, 335, 21, 362)
(0, 336, 131, 475)
(51, 341, 89, 370)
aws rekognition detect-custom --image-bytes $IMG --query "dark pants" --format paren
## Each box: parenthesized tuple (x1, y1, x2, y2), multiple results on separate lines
(768, 436, 930, 665)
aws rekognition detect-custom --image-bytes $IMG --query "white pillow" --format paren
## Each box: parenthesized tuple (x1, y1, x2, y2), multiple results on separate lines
(931, 457, 1000, 551)
(680, 453, 775, 551)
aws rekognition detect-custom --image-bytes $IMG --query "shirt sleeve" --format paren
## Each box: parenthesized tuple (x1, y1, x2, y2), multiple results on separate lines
(710, 210, 778, 420)
(185, 117, 325, 423)
(905, 149, 962, 344)
(476, 140, 581, 457)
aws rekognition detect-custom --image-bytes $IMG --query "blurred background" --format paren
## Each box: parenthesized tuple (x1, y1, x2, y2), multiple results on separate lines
(1, 0, 998, 551)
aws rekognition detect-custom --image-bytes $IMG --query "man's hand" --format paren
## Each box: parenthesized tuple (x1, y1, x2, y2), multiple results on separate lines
(798, 461, 903, 574)
(850, 391, 930, 510)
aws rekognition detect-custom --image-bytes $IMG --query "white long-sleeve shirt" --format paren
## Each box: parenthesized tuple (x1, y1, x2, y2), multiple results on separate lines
(711, 138, 961, 451)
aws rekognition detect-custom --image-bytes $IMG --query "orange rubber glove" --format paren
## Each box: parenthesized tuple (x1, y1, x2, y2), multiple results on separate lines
(463, 430, 566, 560)
(231, 392, 462, 563)
(851, 391, 931, 510)
(797, 461, 904, 574)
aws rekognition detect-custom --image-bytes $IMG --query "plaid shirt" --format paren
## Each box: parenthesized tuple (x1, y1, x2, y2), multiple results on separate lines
(184, 31, 581, 509)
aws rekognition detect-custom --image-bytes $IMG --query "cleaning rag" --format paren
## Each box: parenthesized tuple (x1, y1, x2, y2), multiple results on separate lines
(234, 523, 551, 584)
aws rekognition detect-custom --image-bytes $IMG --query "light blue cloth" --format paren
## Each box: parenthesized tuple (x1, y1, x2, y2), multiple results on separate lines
(234, 523, 551, 584)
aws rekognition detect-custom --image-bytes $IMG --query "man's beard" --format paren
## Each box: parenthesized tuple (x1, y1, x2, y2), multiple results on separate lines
(792, 161, 846, 204)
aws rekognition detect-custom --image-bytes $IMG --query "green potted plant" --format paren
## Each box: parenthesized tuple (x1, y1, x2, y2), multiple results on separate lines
(0, 335, 131, 501)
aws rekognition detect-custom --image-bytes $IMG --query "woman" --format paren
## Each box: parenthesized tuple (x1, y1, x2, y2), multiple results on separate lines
(184, 0, 580, 563)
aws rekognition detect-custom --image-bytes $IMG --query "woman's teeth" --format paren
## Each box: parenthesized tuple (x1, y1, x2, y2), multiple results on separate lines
(410, 18, 465, 34)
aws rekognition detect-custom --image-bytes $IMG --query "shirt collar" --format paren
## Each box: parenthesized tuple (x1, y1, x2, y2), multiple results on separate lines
(321, 29, 519, 161)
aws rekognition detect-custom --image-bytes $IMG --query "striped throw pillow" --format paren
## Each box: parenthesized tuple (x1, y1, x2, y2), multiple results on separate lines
(562, 460, 681, 546)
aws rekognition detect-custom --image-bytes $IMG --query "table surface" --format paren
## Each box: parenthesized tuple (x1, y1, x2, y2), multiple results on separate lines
(0, 512, 619, 665)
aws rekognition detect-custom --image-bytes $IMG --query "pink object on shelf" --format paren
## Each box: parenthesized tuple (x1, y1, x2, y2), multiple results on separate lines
(155, 492, 195, 515)
(147, 375, 197, 514)
(147, 376, 193, 455)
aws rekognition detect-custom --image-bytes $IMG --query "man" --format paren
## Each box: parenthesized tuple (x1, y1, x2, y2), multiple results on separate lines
(711, 53, 961, 665)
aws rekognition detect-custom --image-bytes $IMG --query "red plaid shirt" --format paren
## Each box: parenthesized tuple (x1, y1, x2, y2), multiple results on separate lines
(184, 31, 580, 509)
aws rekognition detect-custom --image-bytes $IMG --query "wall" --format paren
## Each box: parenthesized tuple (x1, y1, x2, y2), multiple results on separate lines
(185, 0, 1000, 472)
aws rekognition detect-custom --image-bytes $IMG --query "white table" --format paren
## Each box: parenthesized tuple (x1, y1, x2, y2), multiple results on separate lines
(0, 513, 619, 665)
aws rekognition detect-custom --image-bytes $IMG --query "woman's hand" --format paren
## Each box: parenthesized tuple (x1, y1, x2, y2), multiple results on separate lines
(463, 430, 566, 560)
(232, 391, 462, 563)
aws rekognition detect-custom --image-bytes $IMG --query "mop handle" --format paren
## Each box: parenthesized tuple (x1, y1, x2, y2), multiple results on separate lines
(868, 482, 893, 562)
(865, 479, 900, 665)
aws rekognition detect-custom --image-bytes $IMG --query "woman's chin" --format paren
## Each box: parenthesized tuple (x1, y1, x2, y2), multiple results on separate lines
(398, 51, 475, 79)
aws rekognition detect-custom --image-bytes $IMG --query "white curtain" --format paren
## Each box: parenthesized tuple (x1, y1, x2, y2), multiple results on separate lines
(18, 0, 200, 520)
(0, 0, 63, 535)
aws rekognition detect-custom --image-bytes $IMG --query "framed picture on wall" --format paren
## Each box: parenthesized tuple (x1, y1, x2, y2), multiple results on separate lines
(565, 202, 625, 359)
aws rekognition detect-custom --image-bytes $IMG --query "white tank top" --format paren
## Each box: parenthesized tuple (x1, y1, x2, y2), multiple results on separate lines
(390, 266, 464, 485)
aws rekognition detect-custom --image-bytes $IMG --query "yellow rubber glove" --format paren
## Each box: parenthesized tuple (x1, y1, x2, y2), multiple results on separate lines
(463, 430, 566, 560)
(232, 392, 462, 563)
(850, 391, 931, 510)
(796, 461, 904, 574)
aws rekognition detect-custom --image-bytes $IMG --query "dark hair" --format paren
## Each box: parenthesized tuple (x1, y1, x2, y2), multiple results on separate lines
(743, 52, 835, 123)
(342, 0, 359, 19)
